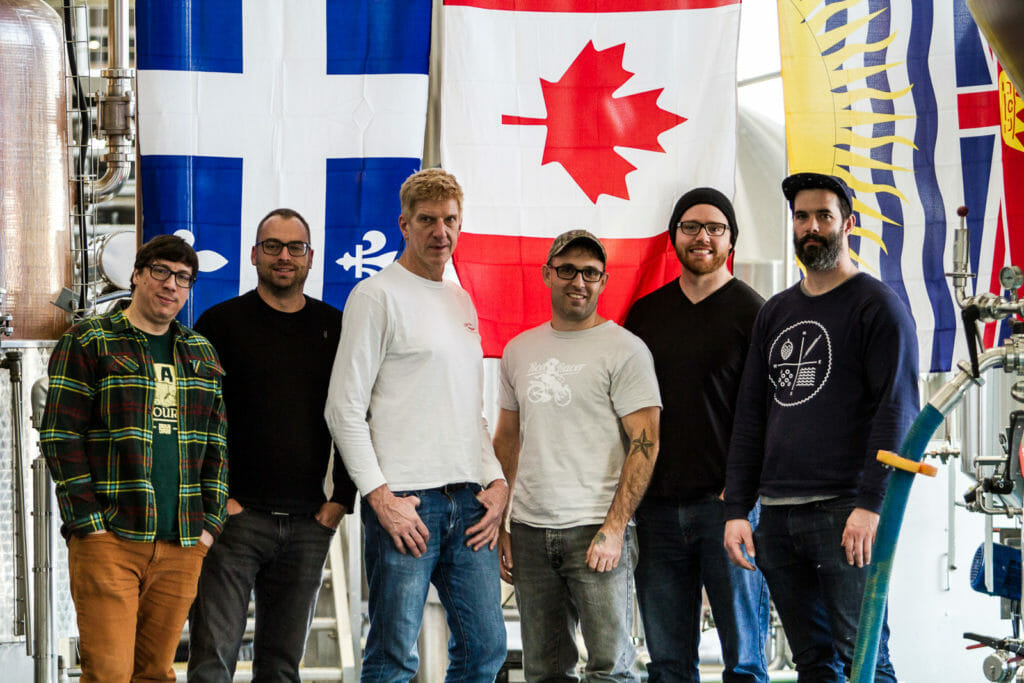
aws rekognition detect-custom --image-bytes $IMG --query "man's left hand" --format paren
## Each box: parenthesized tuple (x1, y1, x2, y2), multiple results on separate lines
(199, 530, 214, 547)
(315, 502, 349, 531)
(586, 525, 624, 573)
(465, 480, 508, 551)
(841, 507, 880, 567)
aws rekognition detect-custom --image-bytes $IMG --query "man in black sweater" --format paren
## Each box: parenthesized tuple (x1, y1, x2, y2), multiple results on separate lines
(187, 208, 357, 682)
(625, 188, 769, 682)
(724, 173, 919, 681)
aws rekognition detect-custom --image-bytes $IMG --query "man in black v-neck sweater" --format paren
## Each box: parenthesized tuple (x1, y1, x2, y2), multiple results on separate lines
(188, 208, 356, 682)
(626, 188, 769, 683)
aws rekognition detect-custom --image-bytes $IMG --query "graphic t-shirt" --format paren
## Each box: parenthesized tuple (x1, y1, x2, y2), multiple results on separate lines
(499, 321, 661, 528)
(145, 331, 180, 540)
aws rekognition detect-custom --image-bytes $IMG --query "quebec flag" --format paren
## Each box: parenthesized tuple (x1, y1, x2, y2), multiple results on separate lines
(779, 0, 1024, 373)
(136, 0, 430, 323)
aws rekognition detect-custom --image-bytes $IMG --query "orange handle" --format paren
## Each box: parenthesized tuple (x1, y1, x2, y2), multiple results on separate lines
(876, 450, 938, 477)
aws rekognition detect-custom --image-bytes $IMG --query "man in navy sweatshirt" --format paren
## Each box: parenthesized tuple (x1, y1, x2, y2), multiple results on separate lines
(723, 173, 919, 682)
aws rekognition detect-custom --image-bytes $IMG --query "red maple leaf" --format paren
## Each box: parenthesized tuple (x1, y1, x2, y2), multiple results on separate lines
(502, 41, 687, 203)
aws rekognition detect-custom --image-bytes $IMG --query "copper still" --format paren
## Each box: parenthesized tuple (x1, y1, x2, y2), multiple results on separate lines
(0, 0, 71, 340)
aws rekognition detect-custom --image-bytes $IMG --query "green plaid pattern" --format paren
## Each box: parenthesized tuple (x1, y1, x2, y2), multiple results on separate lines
(41, 308, 228, 545)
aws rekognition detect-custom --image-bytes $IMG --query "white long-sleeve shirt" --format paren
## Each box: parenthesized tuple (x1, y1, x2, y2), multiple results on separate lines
(325, 262, 504, 495)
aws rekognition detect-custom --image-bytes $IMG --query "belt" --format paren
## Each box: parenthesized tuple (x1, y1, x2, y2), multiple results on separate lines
(258, 509, 315, 518)
(432, 482, 471, 496)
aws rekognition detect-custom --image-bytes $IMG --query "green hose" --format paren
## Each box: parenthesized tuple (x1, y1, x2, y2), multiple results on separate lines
(850, 403, 946, 681)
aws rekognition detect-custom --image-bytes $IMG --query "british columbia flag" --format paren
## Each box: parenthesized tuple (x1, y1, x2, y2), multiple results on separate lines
(779, 0, 1024, 373)
(135, 0, 430, 323)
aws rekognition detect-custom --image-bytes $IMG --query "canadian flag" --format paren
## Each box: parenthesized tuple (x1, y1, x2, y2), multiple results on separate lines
(442, 0, 742, 356)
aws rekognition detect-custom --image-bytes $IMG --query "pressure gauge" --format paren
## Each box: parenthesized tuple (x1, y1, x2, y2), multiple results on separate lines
(1000, 266, 1024, 292)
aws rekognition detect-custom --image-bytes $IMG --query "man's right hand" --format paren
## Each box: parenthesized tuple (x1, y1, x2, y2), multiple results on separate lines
(226, 498, 244, 515)
(366, 486, 429, 557)
(723, 518, 757, 570)
(498, 527, 514, 584)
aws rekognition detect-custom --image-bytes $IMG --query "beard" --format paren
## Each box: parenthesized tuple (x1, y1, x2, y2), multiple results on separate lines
(678, 245, 730, 276)
(256, 261, 309, 294)
(794, 230, 842, 271)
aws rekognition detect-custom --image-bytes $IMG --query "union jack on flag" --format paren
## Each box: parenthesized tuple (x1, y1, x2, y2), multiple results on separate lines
(779, 0, 1024, 373)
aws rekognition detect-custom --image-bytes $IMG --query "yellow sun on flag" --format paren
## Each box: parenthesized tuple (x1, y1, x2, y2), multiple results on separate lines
(779, 0, 916, 273)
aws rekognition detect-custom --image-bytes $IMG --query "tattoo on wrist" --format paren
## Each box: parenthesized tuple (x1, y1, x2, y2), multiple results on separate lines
(594, 531, 607, 545)
(631, 429, 654, 460)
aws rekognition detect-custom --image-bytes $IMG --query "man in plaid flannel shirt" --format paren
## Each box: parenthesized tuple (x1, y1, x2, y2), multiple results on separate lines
(41, 234, 228, 683)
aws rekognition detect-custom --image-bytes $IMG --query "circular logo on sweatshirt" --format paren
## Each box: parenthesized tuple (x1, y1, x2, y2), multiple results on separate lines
(767, 320, 831, 407)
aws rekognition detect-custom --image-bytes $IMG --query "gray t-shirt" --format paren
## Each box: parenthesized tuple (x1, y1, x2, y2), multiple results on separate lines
(499, 321, 661, 528)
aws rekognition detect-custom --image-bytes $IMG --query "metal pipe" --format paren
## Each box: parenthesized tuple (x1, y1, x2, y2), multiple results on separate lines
(87, 0, 134, 202)
(3, 349, 32, 652)
(32, 457, 56, 683)
(930, 350, 1008, 415)
(107, 0, 127, 70)
(950, 206, 972, 308)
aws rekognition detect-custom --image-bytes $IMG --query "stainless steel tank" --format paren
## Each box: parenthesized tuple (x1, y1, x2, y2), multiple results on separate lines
(0, 0, 71, 340)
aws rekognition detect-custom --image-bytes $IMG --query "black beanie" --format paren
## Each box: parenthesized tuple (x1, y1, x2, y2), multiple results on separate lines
(668, 187, 738, 248)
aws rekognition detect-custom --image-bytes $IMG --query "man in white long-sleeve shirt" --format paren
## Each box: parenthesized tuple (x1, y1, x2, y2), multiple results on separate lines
(325, 168, 508, 681)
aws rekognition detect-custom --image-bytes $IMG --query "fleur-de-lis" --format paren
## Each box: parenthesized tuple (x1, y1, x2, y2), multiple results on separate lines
(337, 230, 397, 279)
(174, 230, 228, 273)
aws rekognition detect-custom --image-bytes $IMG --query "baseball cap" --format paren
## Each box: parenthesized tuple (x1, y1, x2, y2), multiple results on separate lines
(782, 172, 853, 216)
(547, 229, 607, 264)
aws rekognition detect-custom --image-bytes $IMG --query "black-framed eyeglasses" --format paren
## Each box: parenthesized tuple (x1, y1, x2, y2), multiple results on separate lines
(677, 220, 728, 237)
(256, 239, 310, 256)
(548, 263, 606, 283)
(146, 263, 196, 289)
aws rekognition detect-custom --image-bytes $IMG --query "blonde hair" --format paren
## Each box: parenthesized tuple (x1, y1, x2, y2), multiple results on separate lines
(400, 168, 464, 217)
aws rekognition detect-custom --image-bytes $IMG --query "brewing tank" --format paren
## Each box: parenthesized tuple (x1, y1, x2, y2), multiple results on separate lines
(0, 0, 72, 340)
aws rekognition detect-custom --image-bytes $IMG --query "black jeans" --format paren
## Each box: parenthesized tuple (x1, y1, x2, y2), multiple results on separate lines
(187, 508, 335, 682)
(755, 498, 896, 682)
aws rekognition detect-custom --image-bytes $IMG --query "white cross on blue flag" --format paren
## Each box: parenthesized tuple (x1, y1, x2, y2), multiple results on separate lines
(136, 0, 430, 323)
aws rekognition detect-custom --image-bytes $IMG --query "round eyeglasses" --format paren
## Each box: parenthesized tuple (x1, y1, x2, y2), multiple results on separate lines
(146, 263, 196, 289)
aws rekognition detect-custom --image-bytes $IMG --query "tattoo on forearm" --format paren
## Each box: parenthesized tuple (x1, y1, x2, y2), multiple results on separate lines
(630, 429, 654, 460)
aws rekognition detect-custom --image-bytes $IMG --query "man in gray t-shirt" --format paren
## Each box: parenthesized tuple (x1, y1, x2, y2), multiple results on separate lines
(493, 230, 662, 681)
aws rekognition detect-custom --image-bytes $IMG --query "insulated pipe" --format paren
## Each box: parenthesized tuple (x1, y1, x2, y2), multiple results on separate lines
(851, 348, 1008, 682)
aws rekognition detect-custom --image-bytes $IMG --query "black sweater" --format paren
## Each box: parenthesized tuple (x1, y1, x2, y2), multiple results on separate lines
(195, 290, 357, 514)
(625, 277, 764, 503)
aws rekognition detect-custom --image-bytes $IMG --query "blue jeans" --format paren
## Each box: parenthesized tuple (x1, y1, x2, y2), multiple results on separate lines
(510, 521, 639, 682)
(635, 499, 769, 683)
(754, 498, 896, 682)
(361, 485, 506, 682)
(187, 509, 335, 682)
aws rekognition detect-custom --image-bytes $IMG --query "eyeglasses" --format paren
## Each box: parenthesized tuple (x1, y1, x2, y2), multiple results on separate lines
(146, 263, 196, 289)
(256, 239, 310, 256)
(677, 221, 728, 237)
(548, 264, 606, 283)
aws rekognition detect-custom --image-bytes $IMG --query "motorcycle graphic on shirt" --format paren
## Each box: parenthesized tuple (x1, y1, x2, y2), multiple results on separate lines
(767, 321, 832, 407)
(525, 357, 584, 407)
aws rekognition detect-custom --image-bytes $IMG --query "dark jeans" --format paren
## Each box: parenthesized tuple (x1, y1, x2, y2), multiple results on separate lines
(754, 498, 896, 682)
(360, 485, 506, 682)
(510, 522, 639, 682)
(187, 508, 335, 682)
(635, 498, 769, 683)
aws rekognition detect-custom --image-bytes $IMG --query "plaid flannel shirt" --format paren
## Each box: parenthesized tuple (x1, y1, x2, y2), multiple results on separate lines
(40, 307, 229, 545)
